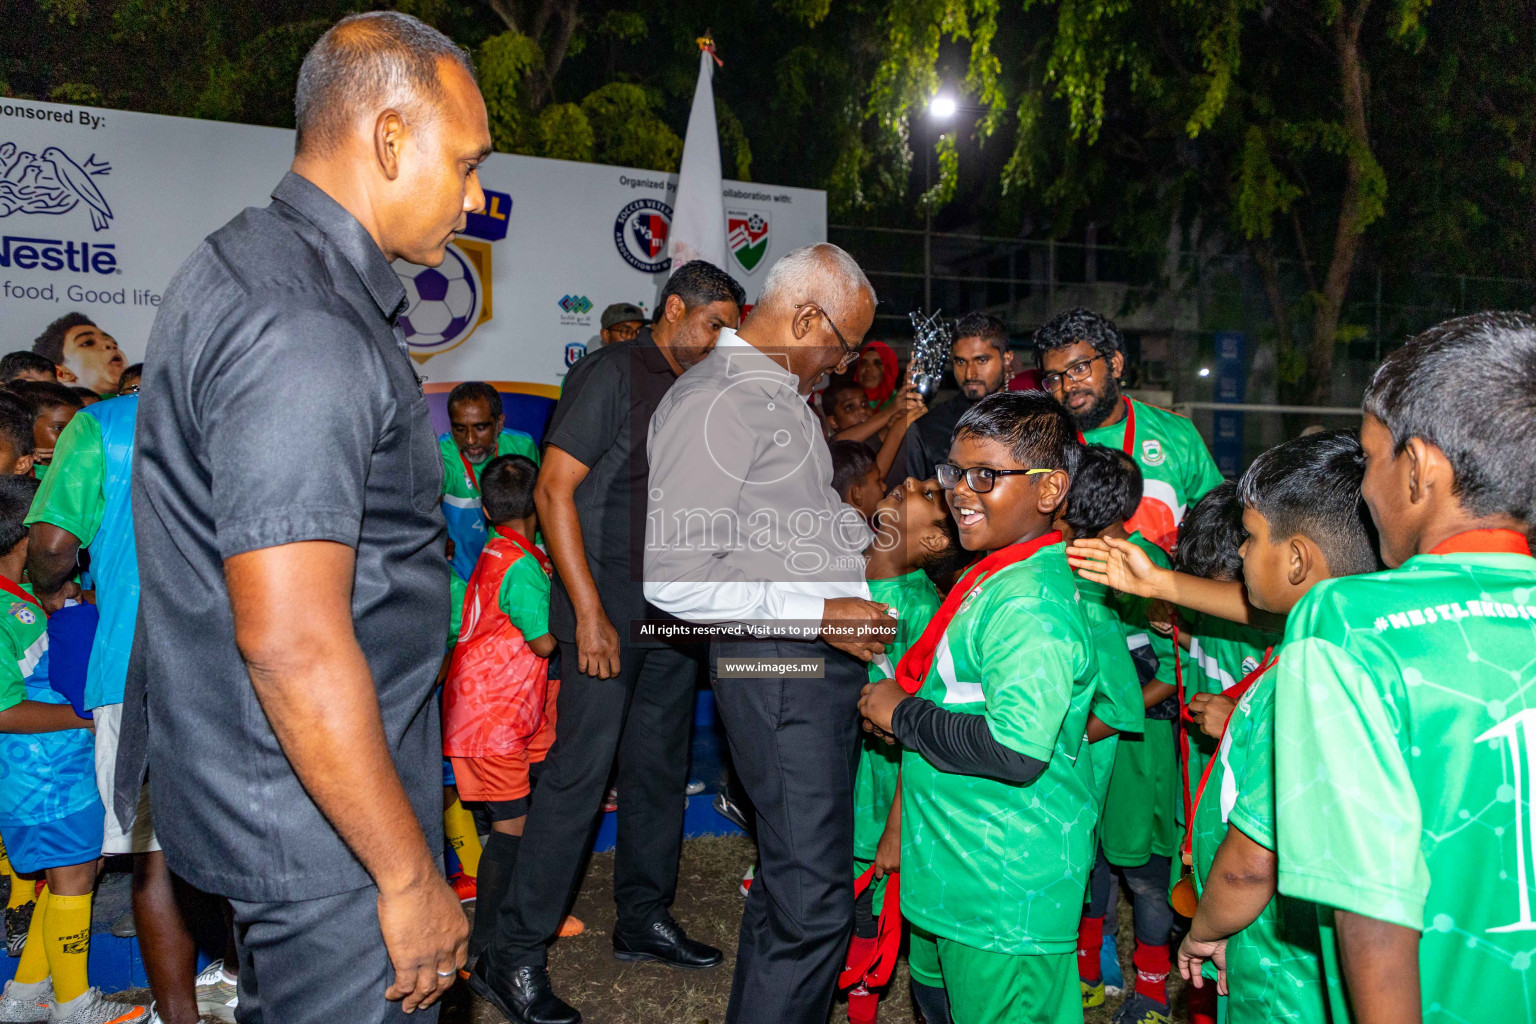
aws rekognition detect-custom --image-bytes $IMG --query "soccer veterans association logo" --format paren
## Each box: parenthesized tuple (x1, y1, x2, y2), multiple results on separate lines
(727, 210, 770, 273)
(614, 198, 673, 273)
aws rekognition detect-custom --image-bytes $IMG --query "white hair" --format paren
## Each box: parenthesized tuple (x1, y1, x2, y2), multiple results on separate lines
(757, 243, 876, 323)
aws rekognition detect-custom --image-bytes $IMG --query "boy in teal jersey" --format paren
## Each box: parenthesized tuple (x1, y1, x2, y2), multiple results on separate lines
(1068, 431, 1382, 1024)
(859, 392, 1098, 1024)
(845, 476, 961, 1024)
(1054, 446, 1153, 1011)
(439, 382, 539, 580)
(1272, 313, 1536, 1024)
(0, 476, 150, 1024)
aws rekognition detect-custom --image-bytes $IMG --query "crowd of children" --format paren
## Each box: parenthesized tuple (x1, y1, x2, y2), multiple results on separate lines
(0, 301, 1530, 1024)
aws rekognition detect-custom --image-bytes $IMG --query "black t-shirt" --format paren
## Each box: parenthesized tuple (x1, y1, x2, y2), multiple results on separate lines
(125, 173, 447, 901)
(900, 393, 973, 486)
(542, 326, 678, 645)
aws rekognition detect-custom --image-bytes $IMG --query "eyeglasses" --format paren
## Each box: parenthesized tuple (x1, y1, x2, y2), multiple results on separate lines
(1040, 354, 1105, 392)
(795, 302, 859, 370)
(935, 463, 1055, 493)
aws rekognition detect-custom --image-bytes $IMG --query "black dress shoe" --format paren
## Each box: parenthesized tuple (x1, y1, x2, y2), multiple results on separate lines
(612, 919, 724, 970)
(465, 960, 581, 1024)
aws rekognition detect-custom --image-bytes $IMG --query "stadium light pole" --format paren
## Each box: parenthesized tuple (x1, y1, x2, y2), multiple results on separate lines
(925, 93, 957, 311)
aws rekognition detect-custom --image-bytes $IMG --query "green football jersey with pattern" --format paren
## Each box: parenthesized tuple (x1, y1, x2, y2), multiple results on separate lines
(1079, 575, 1145, 801)
(1191, 667, 1328, 1024)
(1113, 533, 1179, 695)
(901, 541, 1101, 955)
(1274, 551, 1536, 1023)
(1082, 398, 1224, 554)
(853, 570, 942, 863)
(1183, 613, 1280, 798)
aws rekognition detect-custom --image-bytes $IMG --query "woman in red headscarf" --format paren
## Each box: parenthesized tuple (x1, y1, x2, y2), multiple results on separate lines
(854, 340, 900, 411)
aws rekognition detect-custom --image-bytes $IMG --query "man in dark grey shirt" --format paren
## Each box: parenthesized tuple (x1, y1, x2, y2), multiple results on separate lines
(122, 13, 486, 1022)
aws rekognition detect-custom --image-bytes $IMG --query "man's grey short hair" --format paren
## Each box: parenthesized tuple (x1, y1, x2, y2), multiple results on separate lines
(295, 11, 476, 156)
(758, 244, 876, 323)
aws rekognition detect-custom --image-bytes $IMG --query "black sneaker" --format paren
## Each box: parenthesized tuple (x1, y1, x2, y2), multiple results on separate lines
(712, 792, 749, 831)
(4, 901, 34, 957)
(1111, 992, 1173, 1024)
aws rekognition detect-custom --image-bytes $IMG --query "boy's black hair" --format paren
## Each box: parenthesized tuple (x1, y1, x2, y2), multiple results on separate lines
(118, 363, 144, 391)
(953, 390, 1081, 477)
(69, 386, 98, 404)
(820, 376, 866, 414)
(1362, 311, 1536, 525)
(953, 312, 1009, 354)
(480, 454, 538, 524)
(447, 381, 502, 419)
(1175, 481, 1246, 582)
(32, 312, 95, 364)
(9, 380, 84, 415)
(0, 394, 35, 458)
(656, 260, 746, 322)
(1237, 431, 1380, 577)
(1032, 306, 1123, 369)
(0, 475, 39, 554)
(829, 439, 877, 499)
(0, 351, 57, 382)
(917, 508, 968, 585)
(1063, 444, 1143, 539)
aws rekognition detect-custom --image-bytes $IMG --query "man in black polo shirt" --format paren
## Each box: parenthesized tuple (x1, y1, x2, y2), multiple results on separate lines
(902, 311, 1015, 483)
(469, 261, 743, 1024)
(124, 13, 482, 1022)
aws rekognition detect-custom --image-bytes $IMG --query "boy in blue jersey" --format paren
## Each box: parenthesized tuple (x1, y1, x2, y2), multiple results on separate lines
(0, 475, 149, 1024)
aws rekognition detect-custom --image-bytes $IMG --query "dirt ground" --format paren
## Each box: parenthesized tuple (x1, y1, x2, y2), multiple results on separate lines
(432, 834, 1190, 1024)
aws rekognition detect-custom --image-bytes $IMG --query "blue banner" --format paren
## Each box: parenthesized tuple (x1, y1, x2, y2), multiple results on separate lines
(1212, 331, 1245, 477)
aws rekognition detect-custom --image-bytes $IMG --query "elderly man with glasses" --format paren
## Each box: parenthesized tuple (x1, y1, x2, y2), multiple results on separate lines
(1034, 306, 1224, 553)
(644, 243, 896, 1024)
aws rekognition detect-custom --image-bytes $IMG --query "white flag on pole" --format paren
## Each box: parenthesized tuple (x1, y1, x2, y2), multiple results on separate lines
(667, 42, 727, 270)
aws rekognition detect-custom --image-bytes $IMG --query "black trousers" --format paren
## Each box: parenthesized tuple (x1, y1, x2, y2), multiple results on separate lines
(482, 641, 698, 969)
(230, 883, 430, 1024)
(711, 638, 866, 1024)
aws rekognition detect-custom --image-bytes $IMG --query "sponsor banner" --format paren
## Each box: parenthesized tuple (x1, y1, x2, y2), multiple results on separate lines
(0, 99, 826, 386)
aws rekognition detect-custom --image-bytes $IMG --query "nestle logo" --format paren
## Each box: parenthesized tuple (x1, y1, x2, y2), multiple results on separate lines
(558, 294, 592, 315)
(0, 235, 116, 274)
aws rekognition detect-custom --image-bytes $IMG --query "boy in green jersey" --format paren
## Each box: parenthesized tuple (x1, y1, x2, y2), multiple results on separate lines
(845, 476, 962, 1024)
(1274, 312, 1536, 1024)
(859, 392, 1098, 1024)
(1054, 446, 1153, 1011)
(1069, 431, 1380, 1024)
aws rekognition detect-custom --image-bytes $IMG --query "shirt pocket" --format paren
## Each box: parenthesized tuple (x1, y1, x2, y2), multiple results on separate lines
(407, 396, 443, 514)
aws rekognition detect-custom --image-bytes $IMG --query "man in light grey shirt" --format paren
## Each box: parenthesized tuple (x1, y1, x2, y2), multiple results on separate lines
(644, 244, 894, 1024)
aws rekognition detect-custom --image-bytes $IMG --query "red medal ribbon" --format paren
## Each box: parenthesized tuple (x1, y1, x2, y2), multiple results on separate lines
(1429, 529, 1532, 557)
(494, 525, 552, 577)
(895, 531, 1063, 694)
(0, 575, 42, 612)
(1180, 647, 1278, 861)
(840, 866, 902, 991)
(1076, 396, 1136, 456)
(458, 448, 485, 493)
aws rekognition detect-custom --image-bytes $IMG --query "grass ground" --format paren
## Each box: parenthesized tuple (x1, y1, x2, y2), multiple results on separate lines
(434, 834, 1190, 1024)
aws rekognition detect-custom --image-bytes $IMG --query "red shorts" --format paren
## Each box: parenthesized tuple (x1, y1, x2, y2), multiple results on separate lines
(448, 678, 559, 804)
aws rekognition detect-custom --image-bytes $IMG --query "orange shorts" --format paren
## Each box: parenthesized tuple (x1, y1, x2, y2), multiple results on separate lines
(448, 679, 559, 805)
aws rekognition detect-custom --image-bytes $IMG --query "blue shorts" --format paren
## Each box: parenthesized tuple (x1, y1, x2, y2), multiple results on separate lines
(0, 800, 104, 874)
(442, 756, 456, 788)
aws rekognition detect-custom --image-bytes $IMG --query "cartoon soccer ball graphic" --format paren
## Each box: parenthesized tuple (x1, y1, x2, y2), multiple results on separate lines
(397, 245, 482, 353)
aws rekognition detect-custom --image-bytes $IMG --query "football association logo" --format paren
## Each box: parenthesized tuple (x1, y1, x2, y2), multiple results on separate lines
(397, 243, 485, 361)
(727, 210, 770, 273)
(614, 198, 673, 273)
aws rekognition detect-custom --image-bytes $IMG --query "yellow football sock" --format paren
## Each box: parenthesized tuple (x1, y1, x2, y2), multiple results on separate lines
(444, 799, 482, 878)
(13, 886, 49, 985)
(4, 843, 34, 911)
(44, 891, 92, 1004)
